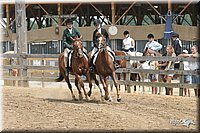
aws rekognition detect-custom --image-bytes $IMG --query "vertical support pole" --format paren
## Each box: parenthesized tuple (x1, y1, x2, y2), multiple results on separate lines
(111, 1, 115, 24)
(6, 4, 10, 30)
(15, 0, 28, 87)
(168, 0, 172, 11)
(58, 3, 61, 26)
(126, 56, 131, 93)
(179, 61, 184, 96)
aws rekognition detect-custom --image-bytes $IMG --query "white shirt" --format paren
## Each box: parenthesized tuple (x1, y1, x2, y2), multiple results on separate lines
(68, 28, 72, 34)
(144, 40, 162, 51)
(97, 28, 101, 34)
(188, 53, 199, 70)
(123, 37, 135, 50)
(183, 61, 190, 70)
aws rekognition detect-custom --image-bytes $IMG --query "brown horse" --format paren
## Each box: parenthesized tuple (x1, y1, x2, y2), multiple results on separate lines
(114, 50, 141, 92)
(90, 34, 121, 102)
(55, 39, 101, 100)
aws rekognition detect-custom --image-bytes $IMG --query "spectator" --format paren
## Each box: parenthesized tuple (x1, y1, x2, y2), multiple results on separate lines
(182, 50, 191, 97)
(158, 45, 176, 95)
(171, 32, 182, 70)
(178, 45, 199, 97)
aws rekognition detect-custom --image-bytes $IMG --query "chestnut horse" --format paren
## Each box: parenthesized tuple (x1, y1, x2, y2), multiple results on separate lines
(55, 39, 101, 100)
(114, 50, 141, 92)
(90, 34, 121, 102)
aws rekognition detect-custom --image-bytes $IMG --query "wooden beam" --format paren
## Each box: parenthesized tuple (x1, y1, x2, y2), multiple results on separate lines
(8, 4, 29, 28)
(15, 0, 28, 87)
(37, 4, 58, 25)
(58, 3, 61, 26)
(168, 0, 172, 11)
(6, 4, 10, 30)
(61, 3, 82, 25)
(111, 1, 115, 24)
(90, 3, 112, 25)
(174, 0, 193, 20)
(146, 1, 166, 22)
(115, 1, 137, 25)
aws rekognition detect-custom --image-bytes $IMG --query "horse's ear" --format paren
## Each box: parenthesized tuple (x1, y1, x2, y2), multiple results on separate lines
(96, 32, 101, 37)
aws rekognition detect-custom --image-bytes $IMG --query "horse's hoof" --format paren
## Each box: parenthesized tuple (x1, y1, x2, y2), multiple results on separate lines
(87, 92, 91, 97)
(79, 95, 83, 100)
(117, 98, 121, 102)
(104, 96, 109, 101)
(72, 98, 78, 101)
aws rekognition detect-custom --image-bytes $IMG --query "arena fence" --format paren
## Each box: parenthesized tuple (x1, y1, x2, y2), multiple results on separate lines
(1, 54, 199, 96)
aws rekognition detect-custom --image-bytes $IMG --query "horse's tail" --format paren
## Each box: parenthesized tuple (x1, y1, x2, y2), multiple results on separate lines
(55, 73, 64, 82)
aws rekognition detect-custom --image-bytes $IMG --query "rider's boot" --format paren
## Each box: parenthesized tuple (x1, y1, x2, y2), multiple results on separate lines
(89, 58, 95, 73)
(113, 61, 120, 70)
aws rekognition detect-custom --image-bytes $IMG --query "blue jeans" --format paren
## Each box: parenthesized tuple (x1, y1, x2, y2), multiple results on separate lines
(192, 75, 200, 84)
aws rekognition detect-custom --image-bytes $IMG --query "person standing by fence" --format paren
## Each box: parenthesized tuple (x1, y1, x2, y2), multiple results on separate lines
(178, 45, 199, 97)
(171, 32, 182, 71)
(182, 50, 191, 97)
(158, 45, 176, 95)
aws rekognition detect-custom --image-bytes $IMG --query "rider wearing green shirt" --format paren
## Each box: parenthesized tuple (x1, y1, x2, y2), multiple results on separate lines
(62, 18, 82, 76)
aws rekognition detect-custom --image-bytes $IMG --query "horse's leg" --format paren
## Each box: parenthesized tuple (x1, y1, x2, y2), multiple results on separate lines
(99, 76, 110, 101)
(77, 74, 89, 100)
(111, 71, 121, 102)
(92, 74, 104, 101)
(64, 75, 76, 100)
(86, 73, 93, 97)
(124, 73, 127, 92)
(75, 77, 83, 100)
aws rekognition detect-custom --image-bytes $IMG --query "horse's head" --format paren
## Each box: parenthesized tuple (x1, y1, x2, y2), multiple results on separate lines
(73, 39, 83, 57)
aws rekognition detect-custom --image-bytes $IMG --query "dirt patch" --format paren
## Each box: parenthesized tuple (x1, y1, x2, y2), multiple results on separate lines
(2, 86, 198, 132)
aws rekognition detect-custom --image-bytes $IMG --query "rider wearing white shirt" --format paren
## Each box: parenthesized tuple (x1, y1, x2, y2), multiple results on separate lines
(143, 34, 162, 56)
(122, 31, 135, 52)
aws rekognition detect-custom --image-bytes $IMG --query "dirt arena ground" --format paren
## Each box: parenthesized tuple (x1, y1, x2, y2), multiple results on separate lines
(2, 85, 199, 132)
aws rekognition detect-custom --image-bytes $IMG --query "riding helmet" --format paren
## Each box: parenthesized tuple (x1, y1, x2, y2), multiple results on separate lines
(66, 18, 73, 25)
(147, 33, 154, 38)
(171, 32, 179, 38)
(123, 30, 129, 35)
(93, 19, 101, 26)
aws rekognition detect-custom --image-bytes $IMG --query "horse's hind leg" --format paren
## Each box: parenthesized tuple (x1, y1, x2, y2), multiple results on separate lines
(64, 76, 76, 100)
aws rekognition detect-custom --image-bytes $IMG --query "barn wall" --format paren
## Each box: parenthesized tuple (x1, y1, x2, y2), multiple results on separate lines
(1, 24, 199, 43)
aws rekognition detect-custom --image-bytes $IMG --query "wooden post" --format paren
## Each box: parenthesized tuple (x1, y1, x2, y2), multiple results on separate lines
(58, 3, 61, 26)
(126, 56, 131, 93)
(179, 62, 184, 96)
(6, 4, 10, 30)
(111, 1, 115, 24)
(15, 0, 28, 87)
(168, 0, 172, 11)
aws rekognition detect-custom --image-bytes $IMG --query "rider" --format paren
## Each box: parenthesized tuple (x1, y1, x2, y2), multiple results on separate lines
(143, 33, 162, 56)
(89, 19, 120, 72)
(122, 30, 135, 52)
(62, 18, 82, 76)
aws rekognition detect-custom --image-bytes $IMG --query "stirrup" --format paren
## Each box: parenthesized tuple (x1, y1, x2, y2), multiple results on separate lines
(114, 63, 120, 70)
(66, 67, 71, 76)
(89, 66, 95, 73)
